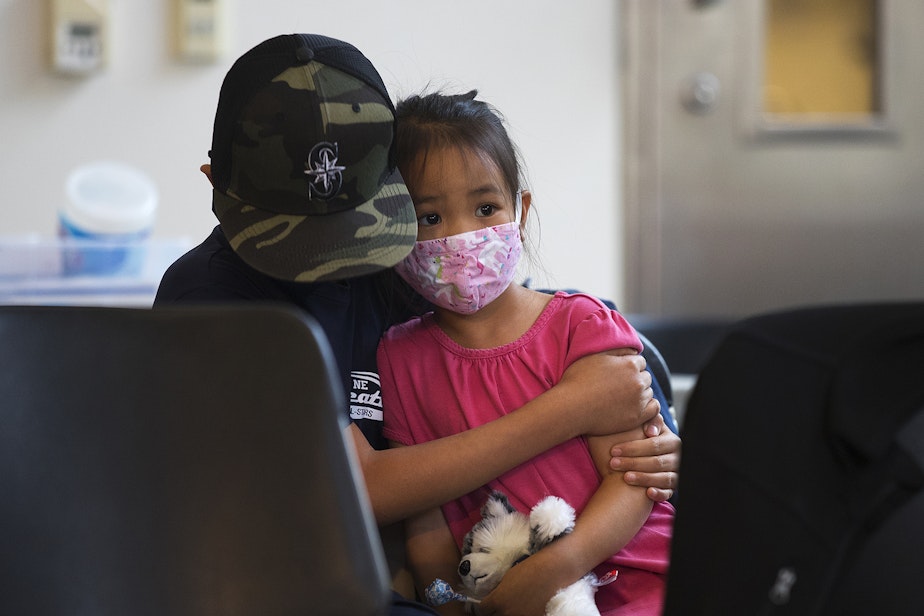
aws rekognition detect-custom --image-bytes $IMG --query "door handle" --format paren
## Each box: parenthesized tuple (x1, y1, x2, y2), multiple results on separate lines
(681, 72, 720, 114)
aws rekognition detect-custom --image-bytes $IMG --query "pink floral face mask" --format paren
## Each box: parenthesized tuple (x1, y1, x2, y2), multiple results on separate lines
(395, 221, 523, 315)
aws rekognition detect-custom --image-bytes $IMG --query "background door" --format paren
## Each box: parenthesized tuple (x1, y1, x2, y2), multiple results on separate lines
(621, 0, 924, 318)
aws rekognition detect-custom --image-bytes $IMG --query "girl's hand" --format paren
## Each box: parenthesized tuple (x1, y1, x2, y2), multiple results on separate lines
(474, 547, 570, 616)
(559, 352, 680, 502)
(610, 412, 681, 502)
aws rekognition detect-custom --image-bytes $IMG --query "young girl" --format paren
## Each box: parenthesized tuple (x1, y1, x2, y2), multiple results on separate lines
(377, 91, 674, 616)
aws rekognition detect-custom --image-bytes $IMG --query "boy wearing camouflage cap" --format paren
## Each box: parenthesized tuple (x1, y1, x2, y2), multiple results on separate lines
(157, 33, 422, 453)
(156, 33, 678, 614)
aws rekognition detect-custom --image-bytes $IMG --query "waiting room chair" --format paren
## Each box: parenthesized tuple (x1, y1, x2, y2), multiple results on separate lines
(0, 305, 389, 616)
(663, 302, 924, 615)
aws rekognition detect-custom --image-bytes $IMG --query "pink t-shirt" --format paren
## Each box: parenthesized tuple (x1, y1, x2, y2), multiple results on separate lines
(378, 292, 674, 615)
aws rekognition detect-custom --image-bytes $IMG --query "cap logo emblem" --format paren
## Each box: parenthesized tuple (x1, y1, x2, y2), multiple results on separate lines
(304, 142, 346, 199)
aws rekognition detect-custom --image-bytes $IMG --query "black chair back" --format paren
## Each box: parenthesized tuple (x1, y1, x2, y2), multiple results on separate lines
(664, 302, 924, 616)
(0, 305, 389, 616)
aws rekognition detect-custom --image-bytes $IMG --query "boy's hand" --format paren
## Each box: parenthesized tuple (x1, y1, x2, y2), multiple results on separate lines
(559, 351, 660, 436)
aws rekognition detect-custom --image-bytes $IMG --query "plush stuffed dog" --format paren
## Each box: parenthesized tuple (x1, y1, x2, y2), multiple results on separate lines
(427, 490, 611, 616)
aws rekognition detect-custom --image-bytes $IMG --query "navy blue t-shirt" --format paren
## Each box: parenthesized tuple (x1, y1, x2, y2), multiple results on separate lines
(154, 226, 418, 450)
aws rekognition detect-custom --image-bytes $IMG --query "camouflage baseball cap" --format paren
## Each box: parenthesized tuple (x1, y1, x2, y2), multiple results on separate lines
(209, 33, 416, 282)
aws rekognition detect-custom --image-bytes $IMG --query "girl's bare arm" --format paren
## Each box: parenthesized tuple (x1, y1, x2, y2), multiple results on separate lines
(354, 352, 664, 525)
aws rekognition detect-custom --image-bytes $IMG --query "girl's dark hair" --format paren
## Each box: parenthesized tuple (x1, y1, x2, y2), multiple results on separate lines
(394, 90, 523, 198)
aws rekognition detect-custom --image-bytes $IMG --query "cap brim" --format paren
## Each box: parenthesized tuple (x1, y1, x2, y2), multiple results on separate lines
(214, 167, 417, 282)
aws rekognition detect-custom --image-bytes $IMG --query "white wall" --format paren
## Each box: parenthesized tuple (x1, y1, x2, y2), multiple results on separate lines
(0, 0, 625, 304)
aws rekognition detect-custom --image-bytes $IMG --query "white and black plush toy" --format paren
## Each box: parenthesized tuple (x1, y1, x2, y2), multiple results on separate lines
(426, 490, 616, 616)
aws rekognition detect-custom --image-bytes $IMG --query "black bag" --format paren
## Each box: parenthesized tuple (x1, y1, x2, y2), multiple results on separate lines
(663, 303, 924, 615)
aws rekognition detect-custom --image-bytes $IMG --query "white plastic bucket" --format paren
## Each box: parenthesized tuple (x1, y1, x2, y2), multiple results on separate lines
(59, 161, 158, 276)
